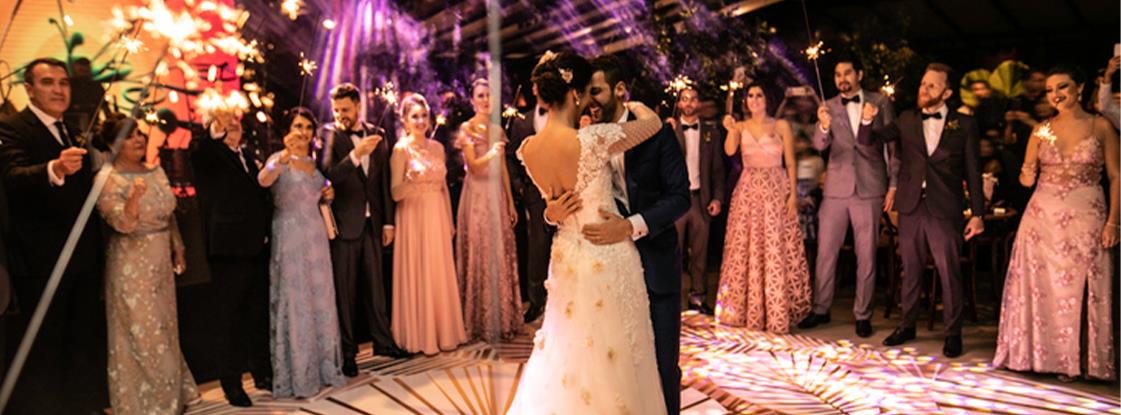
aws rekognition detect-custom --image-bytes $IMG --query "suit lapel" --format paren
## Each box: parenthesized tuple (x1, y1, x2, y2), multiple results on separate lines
(930, 111, 957, 159)
(910, 111, 929, 160)
(831, 99, 854, 142)
(20, 109, 64, 152)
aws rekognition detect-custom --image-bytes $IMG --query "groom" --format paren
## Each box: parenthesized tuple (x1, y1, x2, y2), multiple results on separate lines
(549, 55, 689, 414)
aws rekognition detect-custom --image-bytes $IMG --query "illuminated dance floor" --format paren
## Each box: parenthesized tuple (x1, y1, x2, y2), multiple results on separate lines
(185, 312, 1120, 414)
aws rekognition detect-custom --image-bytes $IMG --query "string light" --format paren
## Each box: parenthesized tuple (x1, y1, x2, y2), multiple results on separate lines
(280, 0, 302, 21)
(322, 19, 337, 30)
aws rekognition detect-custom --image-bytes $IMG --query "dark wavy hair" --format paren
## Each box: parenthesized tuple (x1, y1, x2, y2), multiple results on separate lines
(282, 106, 318, 136)
(740, 82, 772, 118)
(1046, 64, 1087, 86)
(531, 52, 593, 108)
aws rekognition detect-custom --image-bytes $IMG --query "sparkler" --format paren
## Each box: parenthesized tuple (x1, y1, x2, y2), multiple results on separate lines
(665, 74, 694, 119)
(280, 0, 302, 21)
(1036, 123, 1057, 144)
(880, 74, 899, 99)
(371, 81, 400, 131)
(798, 0, 826, 100)
(427, 113, 447, 140)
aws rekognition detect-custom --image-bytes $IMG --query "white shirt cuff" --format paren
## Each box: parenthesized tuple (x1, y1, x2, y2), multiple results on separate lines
(628, 214, 648, 241)
(861, 119, 873, 126)
(383, 225, 395, 231)
(46, 160, 65, 186)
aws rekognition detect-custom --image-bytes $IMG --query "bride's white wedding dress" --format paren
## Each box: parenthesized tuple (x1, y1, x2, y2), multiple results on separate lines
(507, 122, 667, 415)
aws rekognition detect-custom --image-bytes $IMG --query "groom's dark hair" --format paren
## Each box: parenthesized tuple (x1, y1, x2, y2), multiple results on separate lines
(590, 55, 632, 91)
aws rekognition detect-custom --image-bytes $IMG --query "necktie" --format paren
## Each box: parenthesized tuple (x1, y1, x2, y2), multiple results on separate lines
(53, 121, 73, 147)
(681, 123, 699, 131)
(841, 95, 861, 106)
(921, 112, 943, 120)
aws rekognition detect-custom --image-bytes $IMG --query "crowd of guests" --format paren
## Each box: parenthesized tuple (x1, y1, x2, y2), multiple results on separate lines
(0, 50, 1117, 413)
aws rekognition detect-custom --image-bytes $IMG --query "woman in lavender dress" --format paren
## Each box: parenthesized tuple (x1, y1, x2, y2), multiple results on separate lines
(258, 107, 346, 398)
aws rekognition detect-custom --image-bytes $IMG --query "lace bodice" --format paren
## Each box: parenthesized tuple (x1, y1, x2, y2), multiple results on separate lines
(1024, 124, 1104, 196)
(740, 128, 783, 168)
(400, 141, 448, 193)
(517, 121, 659, 231)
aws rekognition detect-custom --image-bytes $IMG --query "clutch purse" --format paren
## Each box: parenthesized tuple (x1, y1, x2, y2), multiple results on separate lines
(319, 202, 338, 240)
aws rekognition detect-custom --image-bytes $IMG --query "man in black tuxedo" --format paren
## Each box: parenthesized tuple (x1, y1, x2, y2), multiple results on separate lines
(506, 86, 552, 323)
(858, 63, 985, 358)
(0, 57, 106, 413)
(189, 109, 272, 406)
(672, 87, 725, 315)
(317, 83, 409, 376)
(551, 55, 689, 414)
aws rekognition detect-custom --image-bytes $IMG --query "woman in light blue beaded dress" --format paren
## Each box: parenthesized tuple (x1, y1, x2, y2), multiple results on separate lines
(258, 107, 346, 398)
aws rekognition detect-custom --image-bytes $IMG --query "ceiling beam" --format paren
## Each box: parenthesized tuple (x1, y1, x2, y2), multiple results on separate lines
(921, 0, 965, 37)
(987, 0, 1022, 32)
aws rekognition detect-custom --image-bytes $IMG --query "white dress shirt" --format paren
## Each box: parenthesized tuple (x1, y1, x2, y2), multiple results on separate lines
(30, 103, 70, 187)
(607, 109, 649, 240)
(921, 104, 949, 189)
(844, 90, 865, 137)
(680, 119, 702, 191)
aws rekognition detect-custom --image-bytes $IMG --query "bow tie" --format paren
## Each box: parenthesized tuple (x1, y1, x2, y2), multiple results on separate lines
(841, 95, 861, 105)
(538, 107, 547, 116)
(681, 123, 699, 131)
(921, 112, 943, 120)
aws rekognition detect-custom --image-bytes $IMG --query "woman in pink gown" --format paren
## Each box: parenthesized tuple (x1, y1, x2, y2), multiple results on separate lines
(994, 67, 1119, 381)
(390, 94, 467, 355)
(455, 79, 522, 342)
(716, 84, 812, 333)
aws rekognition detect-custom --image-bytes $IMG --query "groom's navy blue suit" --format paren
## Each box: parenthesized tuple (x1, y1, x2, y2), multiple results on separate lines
(619, 114, 689, 414)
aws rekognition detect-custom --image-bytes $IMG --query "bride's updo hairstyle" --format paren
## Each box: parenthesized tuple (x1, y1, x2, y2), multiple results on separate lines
(531, 51, 592, 108)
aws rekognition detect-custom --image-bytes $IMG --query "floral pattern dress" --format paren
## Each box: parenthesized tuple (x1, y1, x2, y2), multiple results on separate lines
(97, 166, 198, 414)
(993, 124, 1115, 380)
(716, 125, 812, 333)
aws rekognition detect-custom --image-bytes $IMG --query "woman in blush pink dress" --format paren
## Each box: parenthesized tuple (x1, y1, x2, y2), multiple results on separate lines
(716, 83, 812, 333)
(390, 94, 467, 355)
(455, 78, 522, 342)
(993, 66, 1119, 381)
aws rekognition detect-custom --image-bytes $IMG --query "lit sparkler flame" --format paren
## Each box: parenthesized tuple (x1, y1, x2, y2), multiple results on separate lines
(117, 36, 146, 54)
(197, 88, 250, 120)
(280, 0, 302, 20)
(664, 75, 694, 95)
(804, 40, 827, 61)
(502, 105, 523, 119)
(1035, 123, 1057, 144)
(435, 114, 447, 126)
(880, 75, 898, 98)
(720, 81, 744, 92)
(377, 82, 399, 106)
(299, 57, 318, 77)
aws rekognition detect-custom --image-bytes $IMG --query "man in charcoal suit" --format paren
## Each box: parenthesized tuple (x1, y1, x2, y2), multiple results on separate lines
(189, 108, 272, 406)
(506, 84, 552, 323)
(858, 63, 985, 358)
(0, 57, 107, 414)
(317, 83, 410, 378)
(672, 87, 725, 315)
(798, 56, 897, 338)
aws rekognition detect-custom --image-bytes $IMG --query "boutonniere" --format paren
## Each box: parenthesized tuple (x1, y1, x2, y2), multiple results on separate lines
(946, 119, 960, 131)
(703, 131, 711, 143)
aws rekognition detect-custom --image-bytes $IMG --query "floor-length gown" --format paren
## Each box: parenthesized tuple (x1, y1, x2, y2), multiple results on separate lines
(716, 124, 811, 333)
(454, 128, 522, 342)
(97, 166, 198, 415)
(507, 122, 666, 415)
(266, 154, 346, 398)
(391, 139, 467, 355)
(993, 123, 1115, 380)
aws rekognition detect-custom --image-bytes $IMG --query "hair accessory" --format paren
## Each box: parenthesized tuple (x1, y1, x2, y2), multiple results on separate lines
(559, 68, 573, 84)
(538, 50, 557, 65)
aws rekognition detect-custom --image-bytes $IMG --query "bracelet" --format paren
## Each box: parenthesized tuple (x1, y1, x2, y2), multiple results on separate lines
(1107, 221, 1120, 228)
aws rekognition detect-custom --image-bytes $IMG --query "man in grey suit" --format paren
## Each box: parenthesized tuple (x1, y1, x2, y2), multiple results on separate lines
(798, 56, 896, 338)
(672, 87, 726, 314)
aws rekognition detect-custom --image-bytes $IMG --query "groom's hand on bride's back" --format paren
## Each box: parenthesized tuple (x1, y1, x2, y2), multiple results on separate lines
(545, 188, 582, 225)
(582, 209, 633, 245)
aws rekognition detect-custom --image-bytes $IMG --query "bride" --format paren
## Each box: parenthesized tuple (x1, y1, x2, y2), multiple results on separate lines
(507, 51, 667, 415)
